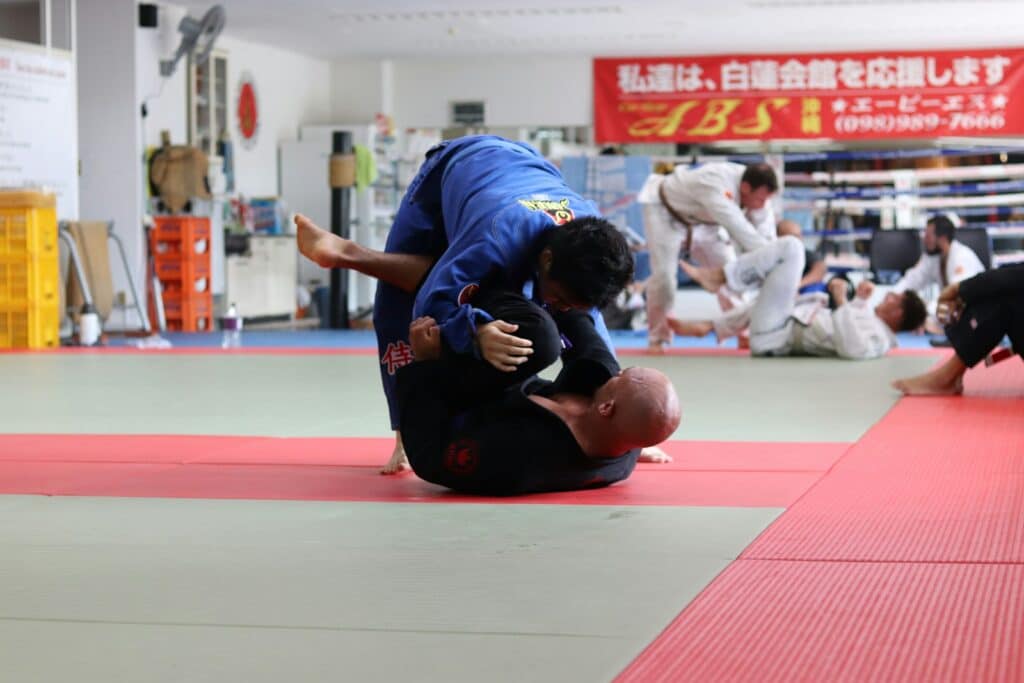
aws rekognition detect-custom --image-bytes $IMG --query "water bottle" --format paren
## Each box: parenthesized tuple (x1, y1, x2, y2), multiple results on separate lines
(78, 303, 102, 346)
(222, 303, 243, 348)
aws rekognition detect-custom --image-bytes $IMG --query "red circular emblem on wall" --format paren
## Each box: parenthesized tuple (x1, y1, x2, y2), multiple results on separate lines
(236, 72, 259, 148)
(444, 439, 480, 475)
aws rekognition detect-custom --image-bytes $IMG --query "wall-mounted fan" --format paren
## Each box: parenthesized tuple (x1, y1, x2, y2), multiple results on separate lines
(159, 5, 226, 78)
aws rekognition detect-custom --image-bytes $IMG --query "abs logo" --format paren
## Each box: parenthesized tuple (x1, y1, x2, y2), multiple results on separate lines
(518, 198, 575, 226)
(444, 439, 480, 475)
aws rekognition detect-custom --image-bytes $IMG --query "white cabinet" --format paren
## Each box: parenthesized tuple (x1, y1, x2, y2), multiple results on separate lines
(188, 51, 228, 156)
(225, 236, 296, 319)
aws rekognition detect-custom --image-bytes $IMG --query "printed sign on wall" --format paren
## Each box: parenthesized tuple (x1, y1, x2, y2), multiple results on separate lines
(594, 48, 1022, 143)
(0, 43, 78, 218)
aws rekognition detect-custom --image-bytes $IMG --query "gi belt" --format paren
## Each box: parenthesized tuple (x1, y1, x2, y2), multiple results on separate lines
(658, 179, 694, 256)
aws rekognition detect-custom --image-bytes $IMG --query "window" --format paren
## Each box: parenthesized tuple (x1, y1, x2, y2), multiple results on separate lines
(0, 0, 72, 50)
(450, 101, 485, 127)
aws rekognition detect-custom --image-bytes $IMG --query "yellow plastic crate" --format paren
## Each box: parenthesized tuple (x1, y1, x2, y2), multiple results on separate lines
(0, 303, 60, 349)
(0, 191, 59, 309)
(0, 255, 60, 307)
(0, 190, 58, 257)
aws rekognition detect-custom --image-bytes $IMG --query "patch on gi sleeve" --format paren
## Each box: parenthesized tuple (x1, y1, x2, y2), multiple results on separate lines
(381, 341, 415, 375)
(517, 197, 576, 226)
(444, 438, 481, 475)
(458, 283, 480, 305)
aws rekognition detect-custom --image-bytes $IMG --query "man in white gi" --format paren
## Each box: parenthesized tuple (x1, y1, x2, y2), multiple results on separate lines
(893, 214, 985, 329)
(638, 162, 779, 352)
(673, 236, 928, 360)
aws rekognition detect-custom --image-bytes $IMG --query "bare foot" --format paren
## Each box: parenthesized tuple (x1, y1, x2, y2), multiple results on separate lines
(646, 340, 669, 355)
(380, 436, 411, 475)
(679, 259, 726, 293)
(295, 214, 351, 269)
(716, 289, 736, 312)
(923, 317, 944, 335)
(891, 373, 964, 396)
(638, 446, 673, 464)
(667, 318, 713, 338)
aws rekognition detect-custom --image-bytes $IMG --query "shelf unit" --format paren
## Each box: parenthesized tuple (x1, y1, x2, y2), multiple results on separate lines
(188, 51, 229, 157)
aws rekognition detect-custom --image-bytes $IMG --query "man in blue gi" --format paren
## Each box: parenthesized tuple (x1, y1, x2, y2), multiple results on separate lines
(297, 135, 635, 473)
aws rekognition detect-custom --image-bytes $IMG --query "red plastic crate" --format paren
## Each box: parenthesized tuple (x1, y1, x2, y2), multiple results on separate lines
(164, 314, 214, 333)
(160, 290, 211, 319)
(153, 256, 210, 293)
(160, 290, 213, 332)
(150, 217, 211, 260)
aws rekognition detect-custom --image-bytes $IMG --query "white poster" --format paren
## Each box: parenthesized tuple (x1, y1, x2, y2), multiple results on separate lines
(0, 41, 78, 219)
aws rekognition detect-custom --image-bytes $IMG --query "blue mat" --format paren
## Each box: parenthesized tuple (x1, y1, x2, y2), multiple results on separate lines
(107, 328, 940, 351)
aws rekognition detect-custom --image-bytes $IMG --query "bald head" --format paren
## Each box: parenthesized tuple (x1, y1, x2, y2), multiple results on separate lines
(594, 367, 681, 451)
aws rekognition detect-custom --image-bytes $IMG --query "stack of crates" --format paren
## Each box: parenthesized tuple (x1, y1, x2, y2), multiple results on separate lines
(150, 216, 212, 332)
(0, 190, 60, 349)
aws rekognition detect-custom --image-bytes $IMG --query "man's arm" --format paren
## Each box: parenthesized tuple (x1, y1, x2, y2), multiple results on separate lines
(801, 254, 829, 289)
(829, 280, 891, 360)
(696, 178, 770, 253)
(548, 310, 620, 395)
(410, 237, 503, 355)
(893, 254, 935, 294)
(949, 242, 986, 285)
(749, 204, 778, 243)
(411, 212, 547, 363)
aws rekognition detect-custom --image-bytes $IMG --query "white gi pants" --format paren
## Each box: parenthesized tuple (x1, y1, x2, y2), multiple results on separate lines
(690, 225, 738, 270)
(643, 202, 686, 346)
(644, 205, 745, 345)
(719, 236, 805, 355)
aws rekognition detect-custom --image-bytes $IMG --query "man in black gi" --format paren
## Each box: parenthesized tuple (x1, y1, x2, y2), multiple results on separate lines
(893, 264, 1024, 395)
(397, 289, 681, 495)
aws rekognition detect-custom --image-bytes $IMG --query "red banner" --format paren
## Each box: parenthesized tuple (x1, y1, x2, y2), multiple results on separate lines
(594, 48, 1024, 143)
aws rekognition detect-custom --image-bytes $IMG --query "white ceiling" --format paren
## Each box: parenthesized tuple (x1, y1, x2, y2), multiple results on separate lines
(175, 0, 1022, 60)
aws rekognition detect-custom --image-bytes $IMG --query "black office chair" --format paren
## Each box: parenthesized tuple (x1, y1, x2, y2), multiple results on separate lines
(953, 227, 993, 270)
(869, 229, 922, 284)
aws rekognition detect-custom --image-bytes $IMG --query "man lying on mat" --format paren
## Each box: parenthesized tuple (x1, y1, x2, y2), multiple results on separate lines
(296, 213, 674, 468)
(396, 289, 680, 496)
(668, 236, 927, 359)
(893, 264, 1024, 395)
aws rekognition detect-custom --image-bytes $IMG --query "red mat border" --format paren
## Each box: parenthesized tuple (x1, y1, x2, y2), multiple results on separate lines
(0, 434, 847, 507)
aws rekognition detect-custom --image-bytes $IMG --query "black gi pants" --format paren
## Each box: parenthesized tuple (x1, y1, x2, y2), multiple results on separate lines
(444, 289, 563, 408)
(946, 294, 1024, 367)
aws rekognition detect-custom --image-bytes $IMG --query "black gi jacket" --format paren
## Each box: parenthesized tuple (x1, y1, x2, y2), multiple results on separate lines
(395, 310, 640, 496)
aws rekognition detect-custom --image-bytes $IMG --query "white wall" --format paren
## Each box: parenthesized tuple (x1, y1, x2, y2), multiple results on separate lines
(218, 34, 331, 196)
(137, 5, 331, 197)
(75, 0, 333, 328)
(330, 59, 387, 124)
(77, 0, 143, 314)
(136, 3, 189, 150)
(390, 56, 592, 128)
